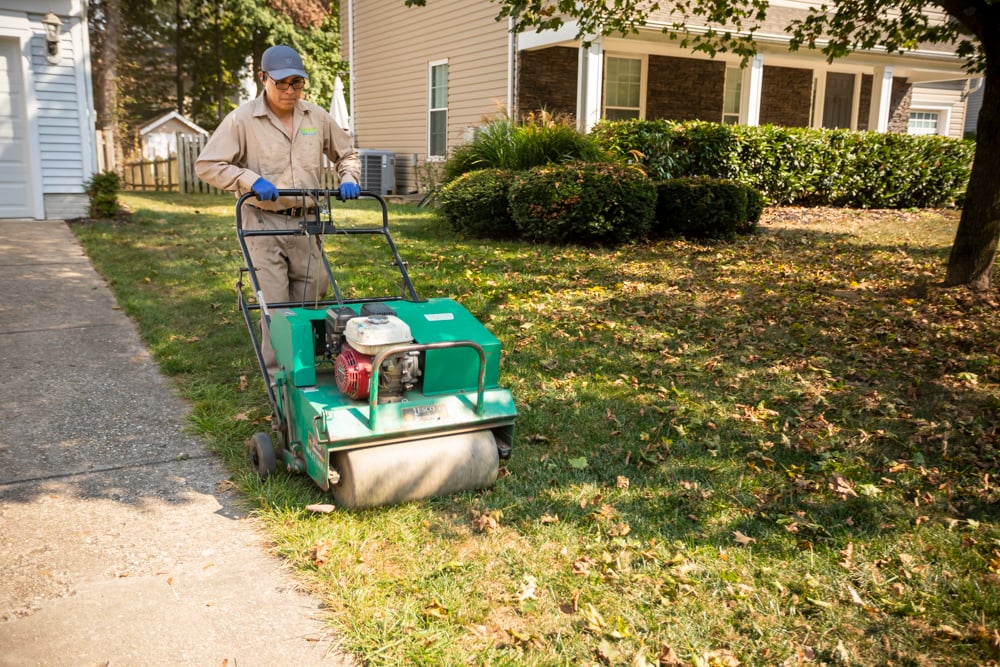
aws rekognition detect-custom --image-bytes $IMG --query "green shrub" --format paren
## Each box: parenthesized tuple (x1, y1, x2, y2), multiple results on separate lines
(84, 170, 122, 219)
(435, 169, 516, 239)
(654, 177, 764, 239)
(593, 120, 973, 208)
(442, 111, 611, 183)
(508, 162, 656, 245)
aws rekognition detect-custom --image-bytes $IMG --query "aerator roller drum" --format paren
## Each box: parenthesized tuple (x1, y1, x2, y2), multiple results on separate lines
(330, 430, 499, 509)
(235, 189, 516, 508)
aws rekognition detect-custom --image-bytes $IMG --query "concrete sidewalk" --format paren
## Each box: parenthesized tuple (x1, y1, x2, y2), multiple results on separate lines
(0, 220, 354, 666)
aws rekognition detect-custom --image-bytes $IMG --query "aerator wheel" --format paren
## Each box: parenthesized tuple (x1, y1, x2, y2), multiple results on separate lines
(249, 432, 277, 480)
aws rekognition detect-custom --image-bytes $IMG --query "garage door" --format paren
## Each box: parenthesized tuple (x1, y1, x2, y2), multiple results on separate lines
(0, 38, 32, 218)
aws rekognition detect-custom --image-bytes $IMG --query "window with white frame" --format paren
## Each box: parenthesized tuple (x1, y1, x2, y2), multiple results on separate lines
(604, 56, 643, 120)
(723, 67, 742, 125)
(428, 61, 448, 158)
(908, 110, 940, 135)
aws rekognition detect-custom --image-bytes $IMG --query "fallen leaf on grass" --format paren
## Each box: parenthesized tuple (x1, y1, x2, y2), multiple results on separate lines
(607, 521, 632, 537)
(838, 542, 854, 570)
(596, 638, 621, 665)
(935, 624, 965, 641)
(833, 641, 852, 663)
(305, 503, 336, 514)
(518, 575, 538, 602)
(830, 473, 859, 499)
(659, 644, 690, 667)
(504, 627, 539, 648)
(572, 557, 593, 576)
(310, 540, 334, 567)
(697, 648, 740, 666)
(540, 513, 560, 524)
(423, 599, 448, 619)
(582, 602, 605, 633)
(473, 509, 503, 533)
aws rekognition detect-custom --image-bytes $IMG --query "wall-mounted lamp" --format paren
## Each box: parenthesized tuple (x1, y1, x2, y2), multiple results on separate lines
(42, 11, 62, 64)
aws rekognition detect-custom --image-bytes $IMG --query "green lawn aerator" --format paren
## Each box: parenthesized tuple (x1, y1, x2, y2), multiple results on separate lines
(236, 189, 516, 508)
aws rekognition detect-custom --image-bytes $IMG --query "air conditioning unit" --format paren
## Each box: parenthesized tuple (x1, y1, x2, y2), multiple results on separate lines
(357, 149, 396, 195)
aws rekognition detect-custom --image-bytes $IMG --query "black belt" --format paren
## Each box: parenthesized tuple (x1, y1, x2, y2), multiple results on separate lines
(273, 207, 314, 217)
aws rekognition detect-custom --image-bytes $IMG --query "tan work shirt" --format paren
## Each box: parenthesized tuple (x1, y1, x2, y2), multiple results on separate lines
(195, 94, 361, 211)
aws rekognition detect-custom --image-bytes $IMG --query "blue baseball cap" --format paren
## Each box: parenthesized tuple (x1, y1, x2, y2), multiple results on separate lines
(261, 45, 308, 80)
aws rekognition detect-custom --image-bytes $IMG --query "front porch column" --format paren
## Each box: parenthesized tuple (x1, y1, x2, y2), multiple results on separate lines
(745, 54, 764, 126)
(868, 65, 894, 132)
(577, 38, 604, 132)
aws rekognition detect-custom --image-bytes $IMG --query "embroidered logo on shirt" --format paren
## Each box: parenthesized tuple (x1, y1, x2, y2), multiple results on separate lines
(301, 127, 318, 135)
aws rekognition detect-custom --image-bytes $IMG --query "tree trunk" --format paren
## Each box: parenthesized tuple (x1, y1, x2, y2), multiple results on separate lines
(944, 66, 1000, 290)
(175, 0, 184, 116)
(99, 0, 122, 170)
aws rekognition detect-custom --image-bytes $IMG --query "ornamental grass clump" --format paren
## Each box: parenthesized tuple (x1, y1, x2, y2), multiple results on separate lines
(441, 111, 611, 183)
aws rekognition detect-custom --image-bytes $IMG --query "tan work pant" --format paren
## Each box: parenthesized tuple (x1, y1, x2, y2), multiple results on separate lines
(241, 203, 329, 377)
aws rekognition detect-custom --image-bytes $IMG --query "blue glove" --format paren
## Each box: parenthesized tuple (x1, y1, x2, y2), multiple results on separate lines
(338, 182, 360, 201)
(251, 177, 279, 201)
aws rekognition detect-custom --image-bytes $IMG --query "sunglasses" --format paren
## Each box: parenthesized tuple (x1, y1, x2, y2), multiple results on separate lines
(267, 75, 306, 91)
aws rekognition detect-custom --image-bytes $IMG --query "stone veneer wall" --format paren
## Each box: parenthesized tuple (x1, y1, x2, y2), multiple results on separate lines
(887, 78, 912, 133)
(856, 75, 911, 132)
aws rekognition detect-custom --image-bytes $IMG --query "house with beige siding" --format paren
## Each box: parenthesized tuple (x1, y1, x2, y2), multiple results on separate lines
(342, 0, 975, 194)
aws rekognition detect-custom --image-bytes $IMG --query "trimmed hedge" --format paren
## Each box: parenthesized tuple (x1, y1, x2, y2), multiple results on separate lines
(436, 169, 517, 239)
(508, 162, 656, 245)
(654, 177, 765, 239)
(591, 119, 974, 208)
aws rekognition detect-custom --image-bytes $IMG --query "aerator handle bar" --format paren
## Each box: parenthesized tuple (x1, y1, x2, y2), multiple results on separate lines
(235, 189, 422, 313)
(235, 189, 424, 409)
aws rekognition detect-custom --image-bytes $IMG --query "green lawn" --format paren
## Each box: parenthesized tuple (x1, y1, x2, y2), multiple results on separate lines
(72, 192, 1000, 666)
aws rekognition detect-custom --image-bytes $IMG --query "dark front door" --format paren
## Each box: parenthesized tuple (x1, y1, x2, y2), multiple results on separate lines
(823, 72, 855, 129)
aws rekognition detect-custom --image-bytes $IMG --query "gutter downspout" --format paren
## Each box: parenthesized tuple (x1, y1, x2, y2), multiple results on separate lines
(508, 17, 514, 116)
(346, 0, 356, 140)
(80, 0, 98, 175)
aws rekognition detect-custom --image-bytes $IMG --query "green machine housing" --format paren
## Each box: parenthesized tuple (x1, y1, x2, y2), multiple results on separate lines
(267, 297, 517, 502)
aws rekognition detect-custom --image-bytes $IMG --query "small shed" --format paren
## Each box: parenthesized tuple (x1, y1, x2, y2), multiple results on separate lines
(138, 111, 208, 160)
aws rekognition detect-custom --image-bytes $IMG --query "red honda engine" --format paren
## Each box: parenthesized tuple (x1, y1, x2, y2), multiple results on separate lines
(335, 344, 374, 399)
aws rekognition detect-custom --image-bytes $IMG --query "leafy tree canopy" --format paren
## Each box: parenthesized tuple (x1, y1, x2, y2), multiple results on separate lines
(93, 0, 345, 144)
(406, 0, 985, 69)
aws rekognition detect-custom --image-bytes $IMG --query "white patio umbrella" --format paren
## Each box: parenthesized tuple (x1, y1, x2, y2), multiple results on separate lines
(330, 75, 352, 134)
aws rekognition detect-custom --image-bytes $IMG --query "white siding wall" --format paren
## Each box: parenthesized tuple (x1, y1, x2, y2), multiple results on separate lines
(350, 0, 510, 190)
(910, 80, 967, 138)
(964, 82, 983, 136)
(0, 1, 94, 219)
(32, 22, 87, 194)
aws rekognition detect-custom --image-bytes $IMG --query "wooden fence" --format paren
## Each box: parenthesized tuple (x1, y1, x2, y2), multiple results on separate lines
(116, 133, 342, 194)
(122, 157, 179, 191)
(177, 134, 223, 194)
